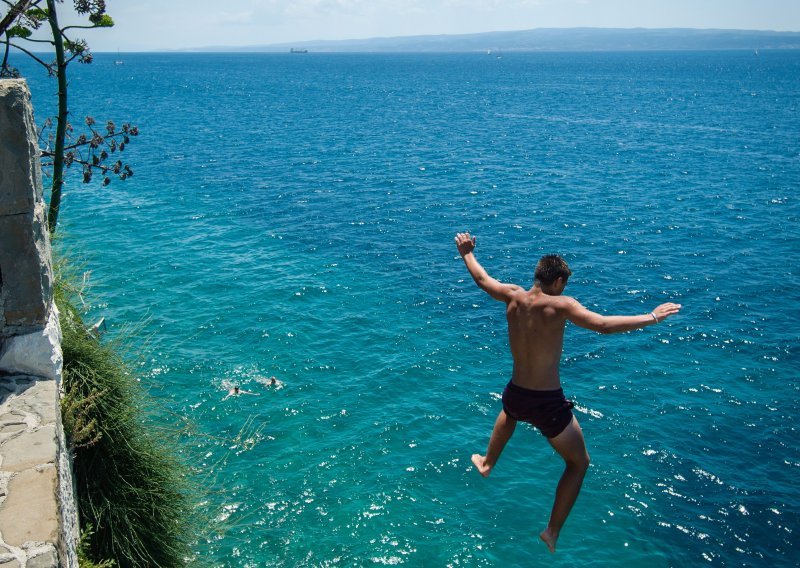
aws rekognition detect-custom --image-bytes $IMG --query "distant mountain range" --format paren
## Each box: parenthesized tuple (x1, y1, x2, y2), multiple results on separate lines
(186, 28, 800, 53)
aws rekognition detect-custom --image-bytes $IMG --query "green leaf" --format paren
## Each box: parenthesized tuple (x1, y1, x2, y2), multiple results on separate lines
(7, 25, 32, 39)
(26, 7, 49, 21)
(64, 38, 88, 55)
(89, 14, 114, 28)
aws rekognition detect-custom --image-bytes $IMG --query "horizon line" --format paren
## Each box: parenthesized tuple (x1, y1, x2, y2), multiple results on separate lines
(121, 26, 800, 53)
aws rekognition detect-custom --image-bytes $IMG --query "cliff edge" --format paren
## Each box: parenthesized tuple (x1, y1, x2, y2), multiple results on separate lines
(0, 79, 78, 568)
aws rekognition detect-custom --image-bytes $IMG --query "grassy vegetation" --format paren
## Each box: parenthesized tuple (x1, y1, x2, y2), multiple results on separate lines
(55, 257, 196, 567)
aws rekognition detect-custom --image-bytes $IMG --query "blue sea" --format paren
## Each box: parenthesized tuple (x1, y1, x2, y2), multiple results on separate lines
(17, 50, 800, 566)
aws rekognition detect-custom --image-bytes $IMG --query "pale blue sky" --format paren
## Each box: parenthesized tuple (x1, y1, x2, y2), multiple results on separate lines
(53, 0, 800, 51)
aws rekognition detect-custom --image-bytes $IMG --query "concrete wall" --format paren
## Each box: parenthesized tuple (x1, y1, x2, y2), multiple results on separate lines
(0, 79, 78, 568)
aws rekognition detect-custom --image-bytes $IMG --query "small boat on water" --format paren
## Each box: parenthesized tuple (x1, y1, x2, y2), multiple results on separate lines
(290, 48, 308, 54)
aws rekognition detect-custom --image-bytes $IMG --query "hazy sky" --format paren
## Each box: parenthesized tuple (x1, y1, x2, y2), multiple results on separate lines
(51, 0, 800, 51)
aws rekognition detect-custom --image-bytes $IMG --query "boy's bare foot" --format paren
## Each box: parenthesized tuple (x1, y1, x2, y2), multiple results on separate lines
(471, 454, 492, 477)
(539, 527, 558, 553)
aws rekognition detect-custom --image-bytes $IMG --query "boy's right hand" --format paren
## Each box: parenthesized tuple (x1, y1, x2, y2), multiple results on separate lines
(455, 232, 476, 257)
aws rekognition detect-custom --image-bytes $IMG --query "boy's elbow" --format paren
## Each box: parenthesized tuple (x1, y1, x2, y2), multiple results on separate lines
(474, 275, 491, 291)
(594, 319, 613, 334)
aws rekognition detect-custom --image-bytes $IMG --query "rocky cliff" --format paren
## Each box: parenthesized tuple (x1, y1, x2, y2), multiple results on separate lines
(0, 79, 78, 568)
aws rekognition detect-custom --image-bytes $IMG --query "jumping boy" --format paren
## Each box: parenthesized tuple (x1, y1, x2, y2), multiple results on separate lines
(455, 232, 681, 553)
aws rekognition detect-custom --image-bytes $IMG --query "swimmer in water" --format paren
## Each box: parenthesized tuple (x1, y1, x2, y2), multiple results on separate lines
(223, 384, 259, 400)
(256, 376, 283, 388)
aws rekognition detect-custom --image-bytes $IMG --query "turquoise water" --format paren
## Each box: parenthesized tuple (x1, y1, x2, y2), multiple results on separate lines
(18, 51, 800, 566)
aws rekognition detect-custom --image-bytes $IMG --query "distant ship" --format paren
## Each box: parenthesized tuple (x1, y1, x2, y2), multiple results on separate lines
(290, 48, 308, 54)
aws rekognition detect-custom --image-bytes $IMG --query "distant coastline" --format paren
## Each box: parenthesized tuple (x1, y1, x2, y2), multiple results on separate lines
(173, 27, 800, 53)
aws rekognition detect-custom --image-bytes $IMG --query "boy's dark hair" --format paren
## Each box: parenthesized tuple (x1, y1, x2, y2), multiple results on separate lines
(534, 254, 572, 285)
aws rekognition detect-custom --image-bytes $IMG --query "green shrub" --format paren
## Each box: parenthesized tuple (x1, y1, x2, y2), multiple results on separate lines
(77, 525, 115, 568)
(56, 259, 195, 567)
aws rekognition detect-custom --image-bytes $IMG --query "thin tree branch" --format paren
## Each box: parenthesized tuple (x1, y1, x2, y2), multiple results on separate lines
(62, 24, 103, 31)
(16, 35, 52, 43)
(57, 130, 131, 153)
(7, 40, 51, 69)
(1, 36, 10, 70)
(0, 0, 35, 38)
(45, 0, 66, 232)
(70, 158, 110, 172)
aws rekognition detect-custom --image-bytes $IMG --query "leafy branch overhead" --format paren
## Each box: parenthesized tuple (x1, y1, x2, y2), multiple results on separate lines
(40, 116, 137, 186)
(1, 1, 113, 72)
(1, 0, 136, 233)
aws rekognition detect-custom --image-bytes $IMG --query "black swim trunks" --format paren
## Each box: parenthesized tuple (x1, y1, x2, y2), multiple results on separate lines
(502, 381, 575, 439)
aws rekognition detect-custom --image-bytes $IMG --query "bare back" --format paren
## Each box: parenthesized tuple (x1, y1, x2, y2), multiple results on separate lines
(505, 288, 570, 390)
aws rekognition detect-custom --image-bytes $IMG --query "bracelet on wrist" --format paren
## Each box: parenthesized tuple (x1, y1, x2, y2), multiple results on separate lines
(650, 312, 658, 323)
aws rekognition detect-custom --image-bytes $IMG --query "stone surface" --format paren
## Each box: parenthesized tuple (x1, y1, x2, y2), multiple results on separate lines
(25, 546, 57, 568)
(0, 424, 25, 435)
(0, 375, 76, 567)
(0, 80, 42, 216)
(0, 203, 52, 336)
(0, 466, 59, 546)
(0, 425, 56, 472)
(0, 309, 62, 383)
(0, 79, 52, 340)
(0, 379, 60, 558)
(0, 79, 77, 566)
(54, 410, 77, 568)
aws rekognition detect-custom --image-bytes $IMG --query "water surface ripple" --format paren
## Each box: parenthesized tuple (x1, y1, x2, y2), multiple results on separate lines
(20, 51, 800, 566)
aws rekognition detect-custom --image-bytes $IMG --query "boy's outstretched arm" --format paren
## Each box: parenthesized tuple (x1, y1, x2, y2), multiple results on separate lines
(564, 297, 682, 334)
(455, 232, 522, 302)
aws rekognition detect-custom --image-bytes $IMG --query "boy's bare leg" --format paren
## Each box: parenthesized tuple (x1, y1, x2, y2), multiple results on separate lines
(472, 410, 517, 477)
(539, 416, 590, 553)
